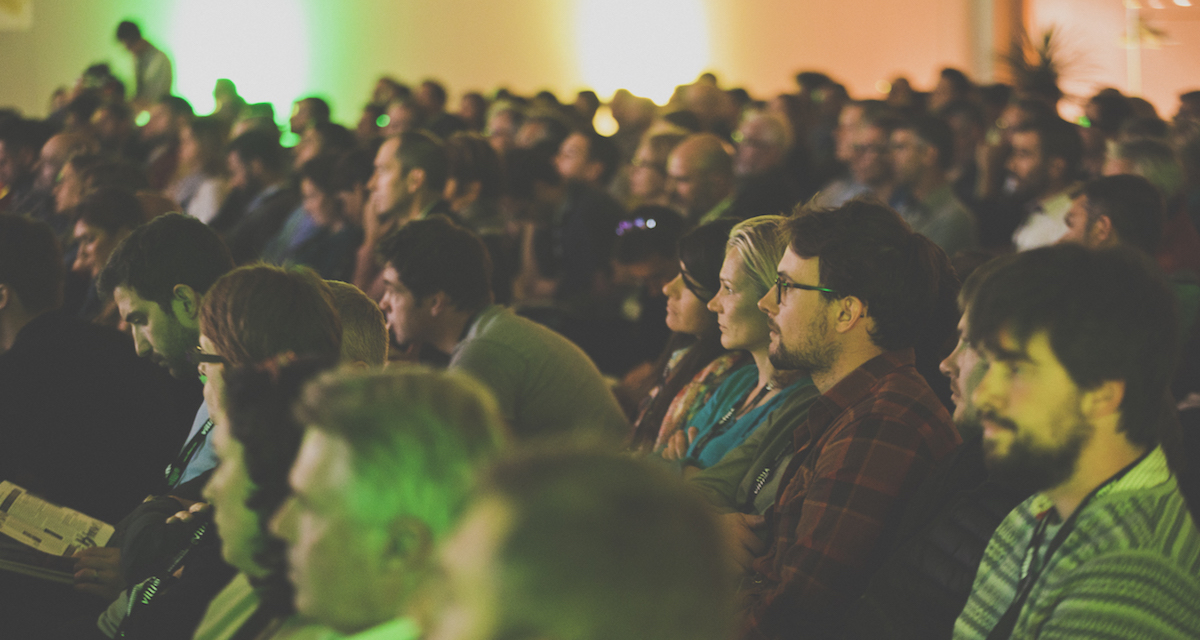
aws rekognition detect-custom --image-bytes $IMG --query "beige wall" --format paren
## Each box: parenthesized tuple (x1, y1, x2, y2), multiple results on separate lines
(0, 0, 1194, 125)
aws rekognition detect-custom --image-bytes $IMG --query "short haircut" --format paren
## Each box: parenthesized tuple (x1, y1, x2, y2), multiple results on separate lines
(98, 213, 235, 312)
(1082, 174, 1165, 255)
(299, 97, 331, 123)
(1013, 116, 1084, 180)
(298, 155, 339, 196)
(199, 264, 342, 367)
(0, 214, 63, 314)
(394, 130, 448, 194)
(325, 281, 388, 366)
(476, 448, 735, 640)
(294, 365, 508, 534)
(787, 200, 959, 352)
(727, 215, 788, 299)
(967, 245, 1178, 446)
(897, 115, 955, 171)
(228, 130, 286, 174)
(73, 187, 145, 233)
(1110, 137, 1183, 198)
(375, 216, 493, 312)
(115, 20, 140, 41)
(159, 95, 194, 120)
(310, 121, 355, 156)
(939, 67, 973, 95)
(444, 132, 505, 200)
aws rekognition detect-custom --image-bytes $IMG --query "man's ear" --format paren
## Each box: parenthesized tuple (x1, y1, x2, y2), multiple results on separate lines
(250, 158, 267, 180)
(406, 167, 426, 194)
(833, 295, 868, 334)
(171, 284, 202, 328)
(1088, 214, 1116, 247)
(1081, 379, 1125, 423)
(425, 291, 451, 318)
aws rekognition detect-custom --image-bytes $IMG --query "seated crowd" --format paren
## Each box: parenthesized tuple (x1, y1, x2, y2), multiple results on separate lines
(1, 18, 1200, 640)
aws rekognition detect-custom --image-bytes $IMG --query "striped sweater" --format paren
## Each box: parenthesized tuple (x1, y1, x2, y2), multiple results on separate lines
(953, 446, 1200, 639)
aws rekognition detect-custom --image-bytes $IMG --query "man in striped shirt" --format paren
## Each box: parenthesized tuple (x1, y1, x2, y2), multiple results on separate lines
(954, 245, 1200, 639)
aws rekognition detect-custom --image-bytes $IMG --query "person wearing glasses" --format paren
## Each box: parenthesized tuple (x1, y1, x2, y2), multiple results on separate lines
(733, 200, 962, 639)
(660, 216, 815, 474)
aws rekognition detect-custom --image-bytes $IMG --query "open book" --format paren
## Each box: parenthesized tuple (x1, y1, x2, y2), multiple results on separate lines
(0, 481, 114, 584)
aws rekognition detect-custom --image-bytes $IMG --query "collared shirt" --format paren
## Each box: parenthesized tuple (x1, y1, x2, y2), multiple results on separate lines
(1012, 189, 1073, 252)
(741, 349, 960, 639)
(953, 446, 1200, 639)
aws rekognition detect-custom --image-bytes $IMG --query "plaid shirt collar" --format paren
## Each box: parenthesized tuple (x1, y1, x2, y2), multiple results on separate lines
(795, 348, 917, 450)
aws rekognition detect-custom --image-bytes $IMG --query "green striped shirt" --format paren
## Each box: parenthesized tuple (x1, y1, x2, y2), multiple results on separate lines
(953, 446, 1200, 639)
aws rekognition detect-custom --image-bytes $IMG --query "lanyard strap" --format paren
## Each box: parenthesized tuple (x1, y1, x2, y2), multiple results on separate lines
(118, 517, 211, 637)
(691, 382, 774, 459)
(164, 418, 214, 488)
(985, 450, 1149, 640)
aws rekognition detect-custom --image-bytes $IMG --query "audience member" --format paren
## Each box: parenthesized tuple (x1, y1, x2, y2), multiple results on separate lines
(737, 201, 961, 638)
(167, 116, 227, 224)
(116, 20, 172, 110)
(730, 110, 806, 218)
(288, 96, 331, 135)
(628, 218, 746, 451)
(326, 280, 388, 366)
(954, 245, 1200, 639)
(626, 130, 686, 208)
(443, 131, 506, 233)
(98, 213, 236, 489)
(140, 95, 193, 190)
(212, 130, 299, 263)
(71, 187, 146, 325)
(666, 133, 736, 225)
(270, 366, 508, 635)
(427, 448, 737, 640)
(377, 217, 628, 441)
(815, 107, 900, 206)
(554, 129, 619, 191)
(889, 115, 979, 256)
(1008, 117, 1083, 251)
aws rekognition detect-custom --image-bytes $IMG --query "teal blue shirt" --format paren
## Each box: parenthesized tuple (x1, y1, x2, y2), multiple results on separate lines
(684, 365, 813, 469)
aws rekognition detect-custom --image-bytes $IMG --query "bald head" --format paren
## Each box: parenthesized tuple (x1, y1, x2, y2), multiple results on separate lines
(667, 133, 734, 221)
(38, 132, 96, 191)
(735, 111, 792, 177)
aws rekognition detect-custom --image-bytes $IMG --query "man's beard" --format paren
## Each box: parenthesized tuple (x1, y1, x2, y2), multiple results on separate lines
(768, 312, 835, 376)
(981, 410, 1092, 497)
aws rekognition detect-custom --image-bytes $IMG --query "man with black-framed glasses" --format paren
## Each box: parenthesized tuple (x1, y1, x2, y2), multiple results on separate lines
(731, 200, 962, 639)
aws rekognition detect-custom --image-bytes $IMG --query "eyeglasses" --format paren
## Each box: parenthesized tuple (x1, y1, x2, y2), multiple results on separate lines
(189, 347, 227, 383)
(774, 275, 838, 306)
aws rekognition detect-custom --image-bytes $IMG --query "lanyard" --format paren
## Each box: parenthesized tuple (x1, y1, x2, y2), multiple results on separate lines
(118, 516, 211, 638)
(163, 418, 214, 488)
(690, 382, 774, 459)
(743, 445, 793, 511)
(985, 450, 1149, 640)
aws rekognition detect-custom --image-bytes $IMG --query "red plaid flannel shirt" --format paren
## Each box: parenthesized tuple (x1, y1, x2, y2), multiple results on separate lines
(741, 349, 960, 639)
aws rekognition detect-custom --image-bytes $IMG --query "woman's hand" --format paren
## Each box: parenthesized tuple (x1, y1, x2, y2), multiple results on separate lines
(661, 426, 698, 461)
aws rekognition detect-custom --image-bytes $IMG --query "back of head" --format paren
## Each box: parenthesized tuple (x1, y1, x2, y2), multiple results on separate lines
(1015, 116, 1084, 180)
(677, 132, 733, 178)
(115, 20, 140, 42)
(302, 97, 332, 124)
(229, 129, 286, 175)
(396, 130, 448, 194)
(787, 200, 959, 353)
(294, 365, 508, 535)
(333, 148, 375, 193)
(445, 132, 505, 200)
(98, 213, 234, 311)
(967, 245, 1177, 446)
(74, 187, 145, 233)
(678, 217, 738, 301)
(728, 215, 789, 297)
(376, 217, 493, 313)
(585, 130, 621, 186)
(0, 215, 63, 315)
(311, 121, 356, 156)
(325, 281, 387, 366)
(476, 448, 735, 640)
(1082, 174, 1165, 255)
(901, 114, 955, 171)
(199, 264, 341, 367)
(160, 95, 195, 121)
(298, 155, 340, 196)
